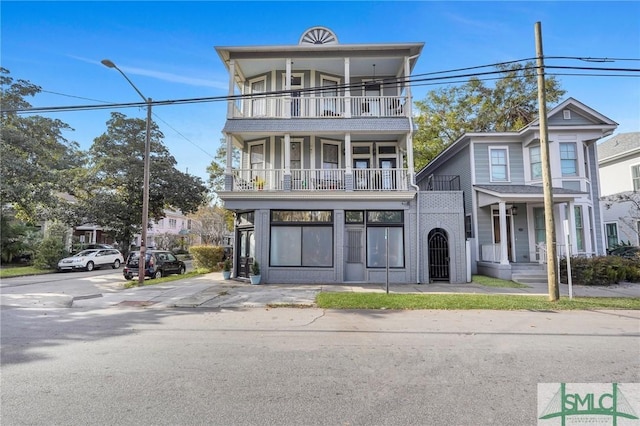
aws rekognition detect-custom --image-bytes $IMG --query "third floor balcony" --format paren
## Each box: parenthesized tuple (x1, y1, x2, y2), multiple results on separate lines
(231, 94, 407, 119)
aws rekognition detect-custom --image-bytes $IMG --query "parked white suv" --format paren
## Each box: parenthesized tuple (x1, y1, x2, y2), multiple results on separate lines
(57, 249, 124, 272)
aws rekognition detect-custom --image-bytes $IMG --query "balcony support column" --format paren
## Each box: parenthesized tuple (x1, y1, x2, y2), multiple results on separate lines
(344, 133, 353, 191)
(227, 60, 235, 119)
(283, 134, 292, 191)
(224, 133, 234, 191)
(285, 58, 292, 119)
(344, 58, 351, 118)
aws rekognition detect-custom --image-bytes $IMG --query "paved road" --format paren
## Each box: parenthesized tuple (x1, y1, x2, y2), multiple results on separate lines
(2, 306, 639, 425)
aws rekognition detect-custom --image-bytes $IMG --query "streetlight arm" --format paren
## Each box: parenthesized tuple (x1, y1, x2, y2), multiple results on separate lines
(101, 59, 148, 103)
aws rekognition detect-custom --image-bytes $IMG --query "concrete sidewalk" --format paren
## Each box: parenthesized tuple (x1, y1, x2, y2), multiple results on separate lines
(3, 272, 635, 310)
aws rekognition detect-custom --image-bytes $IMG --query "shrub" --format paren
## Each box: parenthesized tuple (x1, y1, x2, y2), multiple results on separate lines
(559, 255, 640, 285)
(189, 245, 225, 271)
(33, 237, 66, 270)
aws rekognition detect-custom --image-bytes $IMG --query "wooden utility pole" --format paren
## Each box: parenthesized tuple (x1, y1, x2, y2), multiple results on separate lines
(535, 22, 559, 301)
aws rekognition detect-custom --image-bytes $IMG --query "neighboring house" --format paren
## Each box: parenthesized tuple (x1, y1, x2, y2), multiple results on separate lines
(74, 208, 200, 252)
(216, 27, 467, 284)
(140, 208, 202, 249)
(417, 98, 617, 280)
(598, 132, 640, 248)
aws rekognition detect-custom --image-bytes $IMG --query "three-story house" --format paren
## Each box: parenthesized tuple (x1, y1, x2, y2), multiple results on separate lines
(216, 27, 467, 284)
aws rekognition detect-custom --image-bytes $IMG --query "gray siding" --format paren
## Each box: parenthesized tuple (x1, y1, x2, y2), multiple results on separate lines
(548, 108, 594, 126)
(474, 142, 524, 185)
(588, 143, 604, 254)
(417, 146, 473, 213)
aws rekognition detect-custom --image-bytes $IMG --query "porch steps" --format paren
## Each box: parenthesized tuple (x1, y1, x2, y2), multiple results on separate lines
(511, 263, 548, 285)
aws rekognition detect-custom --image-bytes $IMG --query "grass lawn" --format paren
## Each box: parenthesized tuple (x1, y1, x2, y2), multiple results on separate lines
(0, 266, 56, 278)
(316, 293, 640, 310)
(472, 275, 529, 288)
(123, 269, 210, 288)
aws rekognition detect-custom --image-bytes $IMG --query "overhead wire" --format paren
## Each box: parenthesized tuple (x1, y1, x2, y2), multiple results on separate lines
(5, 58, 639, 115)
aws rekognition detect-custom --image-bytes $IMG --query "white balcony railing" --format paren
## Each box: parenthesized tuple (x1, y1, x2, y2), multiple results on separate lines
(231, 168, 409, 192)
(235, 95, 406, 119)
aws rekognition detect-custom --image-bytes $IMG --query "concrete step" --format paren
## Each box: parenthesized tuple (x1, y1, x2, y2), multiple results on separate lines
(512, 275, 549, 284)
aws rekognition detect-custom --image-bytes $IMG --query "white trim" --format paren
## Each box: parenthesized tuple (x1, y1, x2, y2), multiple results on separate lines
(488, 146, 510, 182)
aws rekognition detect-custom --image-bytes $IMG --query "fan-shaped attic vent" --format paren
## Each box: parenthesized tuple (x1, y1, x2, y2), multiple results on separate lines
(299, 26, 338, 45)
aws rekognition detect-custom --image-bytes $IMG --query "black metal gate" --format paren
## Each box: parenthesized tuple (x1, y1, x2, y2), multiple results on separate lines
(428, 228, 450, 282)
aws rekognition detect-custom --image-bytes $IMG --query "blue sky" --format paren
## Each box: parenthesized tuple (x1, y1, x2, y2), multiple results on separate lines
(2, 1, 639, 181)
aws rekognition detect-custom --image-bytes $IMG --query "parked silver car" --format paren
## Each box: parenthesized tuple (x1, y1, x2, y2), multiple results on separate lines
(57, 249, 124, 272)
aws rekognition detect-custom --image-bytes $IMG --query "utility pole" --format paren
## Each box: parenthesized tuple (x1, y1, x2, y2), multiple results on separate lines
(535, 22, 559, 301)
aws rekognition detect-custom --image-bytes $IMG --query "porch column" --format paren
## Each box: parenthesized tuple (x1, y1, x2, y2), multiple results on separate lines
(225, 133, 233, 191)
(227, 60, 235, 119)
(344, 133, 353, 191)
(567, 201, 576, 257)
(404, 56, 412, 117)
(285, 59, 292, 118)
(284, 134, 291, 173)
(344, 58, 351, 118)
(499, 201, 509, 265)
(283, 134, 291, 191)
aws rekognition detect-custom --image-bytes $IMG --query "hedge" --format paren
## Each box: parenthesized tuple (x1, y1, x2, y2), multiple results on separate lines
(189, 245, 225, 272)
(559, 255, 640, 285)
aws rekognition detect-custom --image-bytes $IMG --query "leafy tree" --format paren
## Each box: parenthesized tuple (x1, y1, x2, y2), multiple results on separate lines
(188, 205, 229, 245)
(0, 68, 85, 221)
(81, 112, 207, 249)
(0, 208, 41, 263)
(413, 61, 566, 169)
(206, 138, 239, 204)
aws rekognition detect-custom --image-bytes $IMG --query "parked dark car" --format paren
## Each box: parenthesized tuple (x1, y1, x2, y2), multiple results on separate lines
(123, 250, 186, 280)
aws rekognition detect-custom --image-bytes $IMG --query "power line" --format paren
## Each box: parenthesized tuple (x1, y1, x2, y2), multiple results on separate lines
(5, 61, 639, 114)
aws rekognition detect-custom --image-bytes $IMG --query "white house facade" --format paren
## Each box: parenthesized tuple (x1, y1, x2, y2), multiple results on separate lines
(598, 132, 640, 248)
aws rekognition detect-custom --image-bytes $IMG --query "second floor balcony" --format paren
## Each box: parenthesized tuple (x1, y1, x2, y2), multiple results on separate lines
(230, 168, 411, 192)
(232, 95, 406, 119)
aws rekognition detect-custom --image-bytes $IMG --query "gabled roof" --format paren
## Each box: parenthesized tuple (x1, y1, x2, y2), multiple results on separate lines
(597, 132, 640, 164)
(525, 97, 618, 130)
(418, 98, 618, 178)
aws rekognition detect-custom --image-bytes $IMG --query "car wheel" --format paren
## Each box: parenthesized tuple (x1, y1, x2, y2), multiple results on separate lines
(179, 265, 186, 275)
(112, 259, 121, 269)
(86, 261, 94, 272)
(153, 270, 162, 279)
(124, 275, 133, 281)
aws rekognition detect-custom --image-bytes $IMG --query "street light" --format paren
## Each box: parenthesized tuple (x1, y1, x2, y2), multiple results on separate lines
(101, 59, 152, 286)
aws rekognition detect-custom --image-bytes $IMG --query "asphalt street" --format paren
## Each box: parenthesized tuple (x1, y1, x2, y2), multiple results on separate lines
(1, 306, 639, 425)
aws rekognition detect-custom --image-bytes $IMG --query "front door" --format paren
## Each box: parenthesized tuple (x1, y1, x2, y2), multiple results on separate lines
(428, 228, 450, 281)
(354, 159, 370, 189)
(379, 158, 396, 190)
(344, 225, 365, 281)
(236, 228, 255, 278)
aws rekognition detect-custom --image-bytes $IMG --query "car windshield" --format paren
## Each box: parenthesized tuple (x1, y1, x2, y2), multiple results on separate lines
(75, 250, 98, 257)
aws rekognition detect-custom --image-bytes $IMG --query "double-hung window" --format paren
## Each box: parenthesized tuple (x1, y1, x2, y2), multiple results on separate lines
(632, 164, 640, 191)
(489, 147, 509, 182)
(560, 143, 577, 176)
(530, 145, 542, 179)
(605, 223, 618, 250)
(574, 206, 585, 252)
